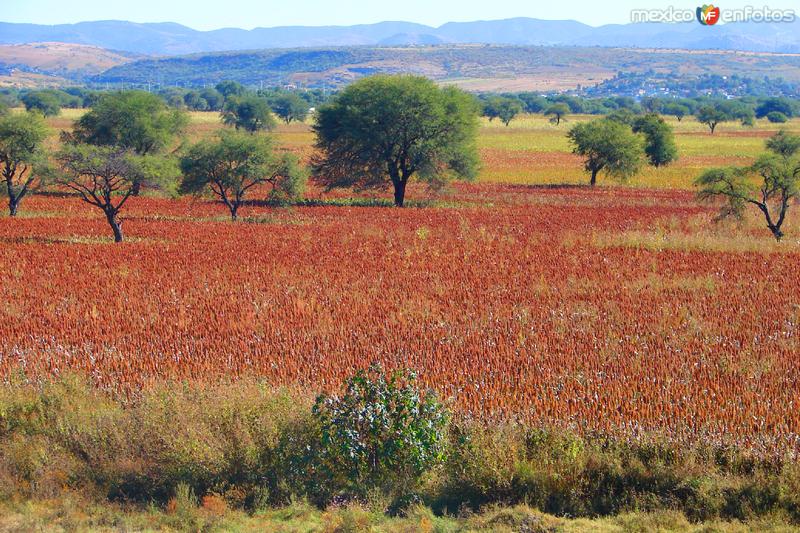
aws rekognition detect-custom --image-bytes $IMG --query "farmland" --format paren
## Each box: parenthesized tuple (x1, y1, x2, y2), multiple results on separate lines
(2, 110, 799, 455)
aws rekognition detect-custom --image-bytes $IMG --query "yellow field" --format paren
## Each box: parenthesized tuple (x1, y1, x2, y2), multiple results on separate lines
(36, 108, 800, 189)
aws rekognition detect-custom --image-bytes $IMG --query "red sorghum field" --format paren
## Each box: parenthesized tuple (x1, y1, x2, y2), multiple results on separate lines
(2, 112, 799, 455)
(2, 183, 799, 454)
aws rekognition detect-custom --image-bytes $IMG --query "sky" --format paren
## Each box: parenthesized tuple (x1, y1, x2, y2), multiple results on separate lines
(3, 0, 797, 29)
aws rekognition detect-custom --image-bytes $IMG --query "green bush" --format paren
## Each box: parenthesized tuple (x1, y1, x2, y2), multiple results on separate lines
(767, 111, 789, 123)
(311, 364, 449, 506)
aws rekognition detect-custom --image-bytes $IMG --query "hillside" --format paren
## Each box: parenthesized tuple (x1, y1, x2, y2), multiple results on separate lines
(1, 17, 799, 55)
(94, 45, 800, 92)
(0, 42, 137, 80)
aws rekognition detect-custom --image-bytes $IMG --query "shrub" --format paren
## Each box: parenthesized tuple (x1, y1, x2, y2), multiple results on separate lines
(767, 111, 789, 123)
(311, 364, 449, 505)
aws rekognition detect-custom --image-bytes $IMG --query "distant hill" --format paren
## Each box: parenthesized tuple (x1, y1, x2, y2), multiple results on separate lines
(1, 17, 800, 55)
(0, 42, 136, 76)
(93, 45, 800, 92)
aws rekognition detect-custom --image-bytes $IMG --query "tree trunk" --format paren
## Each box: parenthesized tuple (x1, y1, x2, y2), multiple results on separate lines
(709, 123, 716, 134)
(769, 225, 784, 242)
(8, 197, 18, 217)
(230, 205, 239, 221)
(106, 211, 123, 243)
(131, 181, 142, 196)
(393, 180, 407, 207)
(590, 168, 598, 186)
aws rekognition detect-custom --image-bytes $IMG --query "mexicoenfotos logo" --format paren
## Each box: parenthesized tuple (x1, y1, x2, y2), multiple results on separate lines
(696, 4, 721, 25)
(631, 5, 796, 24)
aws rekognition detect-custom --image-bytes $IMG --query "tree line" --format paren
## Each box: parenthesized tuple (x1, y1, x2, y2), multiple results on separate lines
(478, 93, 798, 132)
(1, 75, 798, 242)
(7, 83, 800, 134)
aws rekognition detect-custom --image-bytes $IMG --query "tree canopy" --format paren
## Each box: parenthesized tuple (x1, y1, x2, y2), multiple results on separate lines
(312, 75, 480, 207)
(270, 93, 309, 124)
(180, 130, 305, 220)
(0, 112, 50, 216)
(696, 105, 730, 134)
(215, 81, 246, 100)
(483, 96, 523, 126)
(21, 91, 61, 117)
(567, 118, 643, 186)
(222, 95, 277, 133)
(632, 113, 678, 168)
(544, 103, 570, 125)
(70, 91, 188, 156)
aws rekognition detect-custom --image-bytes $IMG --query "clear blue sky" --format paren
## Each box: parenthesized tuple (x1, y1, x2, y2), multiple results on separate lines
(2, 0, 793, 29)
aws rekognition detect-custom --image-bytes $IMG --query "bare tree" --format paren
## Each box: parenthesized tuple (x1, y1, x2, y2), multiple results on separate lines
(56, 145, 173, 242)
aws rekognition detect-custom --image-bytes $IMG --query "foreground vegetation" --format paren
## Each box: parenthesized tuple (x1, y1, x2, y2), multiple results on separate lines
(4, 498, 798, 532)
(1, 374, 800, 531)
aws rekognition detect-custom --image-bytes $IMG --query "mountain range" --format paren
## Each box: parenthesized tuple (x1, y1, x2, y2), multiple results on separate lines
(1, 17, 800, 56)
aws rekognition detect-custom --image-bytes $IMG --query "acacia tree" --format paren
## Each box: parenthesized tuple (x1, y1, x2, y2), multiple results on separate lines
(21, 91, 61, 117)
(312, 75, 479, 207)
(662, 102, 690, 122)
(695, 130, 800, 241)
(56, 145, 175, 242)
(222, 95, 277, 132)
(632, 113, 678, 167)
(567, 119, 643, 186)
(270, 93, 309, 124)
(0, 112, 49, 216)
(180, 131, 305, 220)
(68, 91, 187, 195)
(696, 105, 730, 134)
(544, 103, 570, 125)
(483, 96, 523, 126)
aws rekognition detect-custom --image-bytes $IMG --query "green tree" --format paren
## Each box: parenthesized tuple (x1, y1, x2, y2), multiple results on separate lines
(21, 91, 61, 117)
(755, 97, 794, 119)
(222, 95, 277, 133)
(215, 80, 246, 100)
(766, 130, 800, 158)
(56, 145, 176, 242)
(200, 88, 224, 111)
(696, 105, 730, 134)
(606, 108, 638, 125)
(567, 119, 643, 186)
(312, 364, 448, 502)
(69, 91, 187, 195)
(695, 131, 800, 241)
(270, 93, 309, 124)
(0, 112, 49, 216)
(661, 102, 690, 122)
(544, 103, 570, 125)
(312, 75, 479, 207)
(632, 113, 678, 168)
(518, 93, 547, 113)
(180, 130, 305, 220)
(183, 90, 209, 111)
(484, 97, 523, 126)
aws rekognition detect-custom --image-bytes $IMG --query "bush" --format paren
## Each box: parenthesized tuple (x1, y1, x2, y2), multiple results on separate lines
(311, 364, 449, 506)
(767, 111, 789, 123)
(1, 373, 800, 524)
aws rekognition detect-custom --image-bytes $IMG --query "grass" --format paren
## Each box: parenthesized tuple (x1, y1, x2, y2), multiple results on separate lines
(1, 499, 797, 532)
(1, 375, 800, 531)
